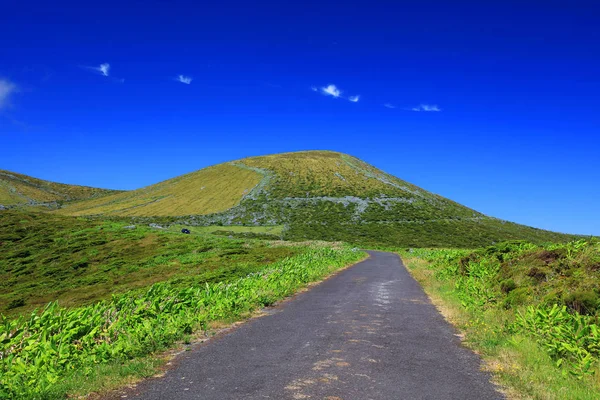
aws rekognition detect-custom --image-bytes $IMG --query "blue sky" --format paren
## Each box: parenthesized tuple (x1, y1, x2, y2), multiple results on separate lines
(1, 0, 599, 235)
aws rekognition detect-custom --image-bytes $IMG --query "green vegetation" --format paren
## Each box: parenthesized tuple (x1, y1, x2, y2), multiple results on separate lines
(399, 240, 600, 399)
(2, 151, 593, 398)
(165, 224, 284, 236)
(282, 209, 578, 248)
(1, 243, 364, 398)
(241, 150, 435, 198)
(55, 163, 262, 217)
(0, 151, 594, 398)
(0, 211, 296, 317)
(47, 150, 578, 248)
(0, 170, 120, 208)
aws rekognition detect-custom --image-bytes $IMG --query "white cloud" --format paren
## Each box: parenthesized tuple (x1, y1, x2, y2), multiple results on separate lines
(321, 84, 341, 98)
(383, 103, 396, 109)
(422, 104, 441, 112)
(411, 104, 441, 112)
(177, 75, 192, 84)
(0, 79, 18, 109)
(98, 63, 110, 76)
(313, 84, 360, 103)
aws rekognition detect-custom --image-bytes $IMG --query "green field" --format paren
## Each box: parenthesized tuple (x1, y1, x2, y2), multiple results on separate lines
(0, 211, 293, 317)
(399, 240, 600, 399)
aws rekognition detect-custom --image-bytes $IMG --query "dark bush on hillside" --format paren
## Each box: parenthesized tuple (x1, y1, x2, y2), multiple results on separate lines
(563, 290, 599, 315)
(500, 279, 517, 294)
(526, 266, 547, 282)
(503, 287, 529, 309)
(7, 298, 25, 310)
(72, 259, 89, 270)
(0, 233, 24, 242)
(535, 249, 564, 264)
(9, 249, 31, 259)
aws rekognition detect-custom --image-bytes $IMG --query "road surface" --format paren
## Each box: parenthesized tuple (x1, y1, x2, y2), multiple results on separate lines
(123, 251, 502, 399)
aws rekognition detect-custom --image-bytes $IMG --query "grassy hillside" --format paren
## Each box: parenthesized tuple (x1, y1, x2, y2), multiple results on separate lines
(51, 150, 581, 247)
(0, 169, 120, 208)
(241, 151, 441, 198)
(55, 163, 262, 216)
(0, 210, 297, 317)
(400, 240, 600, 399)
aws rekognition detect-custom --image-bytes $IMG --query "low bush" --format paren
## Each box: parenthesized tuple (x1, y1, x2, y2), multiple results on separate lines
(500, 279, 517, 294)
(563, 290, 598, 315)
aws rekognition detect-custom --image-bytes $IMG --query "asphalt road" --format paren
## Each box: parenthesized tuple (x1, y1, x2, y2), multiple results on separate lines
(125, 251, 503, 400)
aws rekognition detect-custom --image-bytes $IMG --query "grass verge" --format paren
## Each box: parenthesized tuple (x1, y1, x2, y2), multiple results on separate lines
(399, 241, 600, 400)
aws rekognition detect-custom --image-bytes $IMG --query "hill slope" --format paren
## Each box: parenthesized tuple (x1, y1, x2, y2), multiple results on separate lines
(0, 170, 120, 208)
(57, 163, 262, 216)
(54, 151, 580, 247)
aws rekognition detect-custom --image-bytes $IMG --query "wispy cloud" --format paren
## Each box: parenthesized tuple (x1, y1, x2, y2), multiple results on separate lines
(0, 79, 18, 110)
(82, 63, 111, 77)
(81, 63, 126, 83)
(313, 84, 360, 103)
(383, 103, 396, 109)
(177, 75, 192, 85)
(411, 104, 441, 112)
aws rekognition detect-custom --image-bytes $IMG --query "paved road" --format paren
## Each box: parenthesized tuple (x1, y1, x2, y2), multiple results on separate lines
(126, 251, 502, 400)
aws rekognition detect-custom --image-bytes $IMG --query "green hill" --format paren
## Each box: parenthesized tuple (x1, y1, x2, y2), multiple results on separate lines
(56, 163, 262, 217)
(0, 169, 120, 208)
(54, 150, 580, 247)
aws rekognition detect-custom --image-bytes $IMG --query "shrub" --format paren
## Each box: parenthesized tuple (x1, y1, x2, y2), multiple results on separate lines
(563, 290, 599, 315)
(6, 298, 25, 310)
(503, 287, 529, 309)
(526, 266, 547, 283)
(500, 279, 517, 294)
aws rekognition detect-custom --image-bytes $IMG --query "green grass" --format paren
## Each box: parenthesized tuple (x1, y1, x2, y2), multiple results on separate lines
(0, 170, 120, 207)
(0, 211, 297, 317)
(398, 240, 600, 399)
(166, 224, 284, 236)
(240, 150, 435, 198)
(55, 163, 262, 217)
(28, 355, 163, 400)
